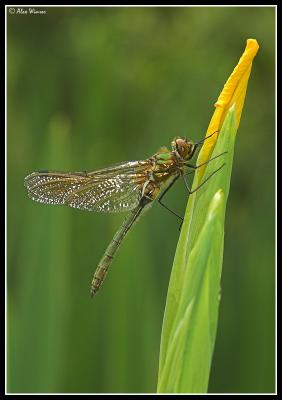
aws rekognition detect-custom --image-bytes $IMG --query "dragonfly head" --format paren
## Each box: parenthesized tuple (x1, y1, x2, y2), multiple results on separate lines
(172, 137, 196, 161)
(172, 131, 219, 161)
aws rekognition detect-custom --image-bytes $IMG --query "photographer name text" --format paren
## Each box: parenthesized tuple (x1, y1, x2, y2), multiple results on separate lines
(9, 8, 47, 15)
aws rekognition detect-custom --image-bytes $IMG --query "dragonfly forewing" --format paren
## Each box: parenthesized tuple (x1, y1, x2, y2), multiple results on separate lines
(24, 160, 152, 212)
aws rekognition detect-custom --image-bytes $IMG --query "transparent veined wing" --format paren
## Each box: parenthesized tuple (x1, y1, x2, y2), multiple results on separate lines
(24, 160, 151, 213)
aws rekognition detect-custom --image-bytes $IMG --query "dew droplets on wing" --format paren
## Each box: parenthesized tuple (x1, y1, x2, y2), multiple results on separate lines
(24, 174, 84, 206)
(25, 172, 143, 212)
(66, 178, 142, 212)
(24, 159, 151, 211)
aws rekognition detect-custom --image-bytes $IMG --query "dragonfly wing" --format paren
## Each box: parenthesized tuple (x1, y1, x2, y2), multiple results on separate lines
(24, 160, 150, 212)
(66, 177, 142, 212)
(24, 172, 89, 206)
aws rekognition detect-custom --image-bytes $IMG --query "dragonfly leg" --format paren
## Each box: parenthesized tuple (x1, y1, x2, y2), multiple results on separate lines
(178, 220, 183, 231)
(181, 163, 226, 194)
(158, 174, 183, 222)
(185, 151, 227, 170)
(158, 200, 183, 222)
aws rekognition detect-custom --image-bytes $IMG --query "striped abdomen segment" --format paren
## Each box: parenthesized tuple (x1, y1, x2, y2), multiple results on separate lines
(91, 204, 145, 297)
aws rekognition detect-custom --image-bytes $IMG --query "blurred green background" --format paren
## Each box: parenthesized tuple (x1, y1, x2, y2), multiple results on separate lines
(7, 6, 275, 394)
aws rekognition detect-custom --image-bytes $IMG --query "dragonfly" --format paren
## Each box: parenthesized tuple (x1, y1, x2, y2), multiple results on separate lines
(24, 133, 225, 297)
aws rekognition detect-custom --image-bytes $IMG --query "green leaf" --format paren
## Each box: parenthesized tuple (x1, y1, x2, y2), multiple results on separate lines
(157, 105, 237, 393)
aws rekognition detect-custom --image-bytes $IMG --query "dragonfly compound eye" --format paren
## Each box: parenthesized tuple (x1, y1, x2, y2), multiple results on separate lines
(175, 138, 194, 160)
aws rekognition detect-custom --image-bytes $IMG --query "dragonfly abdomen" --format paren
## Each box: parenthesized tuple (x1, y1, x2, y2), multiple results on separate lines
(91, 202, 147, 297)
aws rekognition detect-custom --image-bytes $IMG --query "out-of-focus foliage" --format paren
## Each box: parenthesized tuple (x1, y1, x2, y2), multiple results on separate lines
(7, 6, 275, 393)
